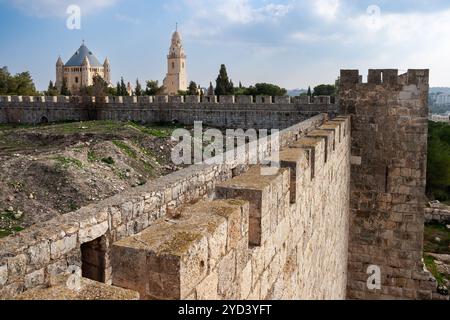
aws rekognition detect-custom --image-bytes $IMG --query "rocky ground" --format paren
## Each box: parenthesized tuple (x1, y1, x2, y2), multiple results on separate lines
(424, 222, 450, 295)
(0, 120, 189, 238)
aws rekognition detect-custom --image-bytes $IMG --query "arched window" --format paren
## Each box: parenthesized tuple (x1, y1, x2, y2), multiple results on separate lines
(182, 62, 185, 69)
(75, 77, 79, 84)
(172, 62, 175, 69)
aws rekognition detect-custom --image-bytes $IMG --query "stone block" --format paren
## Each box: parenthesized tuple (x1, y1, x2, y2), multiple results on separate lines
(24, 269, 45, 289)
(255, 96, 272, 104)
(217, 250, 236, 299)
(79, 221, 108, 244)
(215, 166, 289, 246)
(306, 129, 335, 163)
(50, 234, 78, 260)
(0, 265, 7, 286)
(28, 242, 50, 270)
(276, 148, 309, 203)
(290, 137, 324, 179)
(111, 199, 247, 300)
(196, 271, 219, 300)
(240, 262, 252, 299)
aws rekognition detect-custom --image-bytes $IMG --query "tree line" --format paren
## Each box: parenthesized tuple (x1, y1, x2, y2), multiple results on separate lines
(0, 66, 38, 96)
(1, 64, 338, 100)
(427, 121, 450, 202)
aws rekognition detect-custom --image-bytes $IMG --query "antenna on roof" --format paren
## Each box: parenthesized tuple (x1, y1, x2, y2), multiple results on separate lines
(82, 39, 85, 45)
(176, 22, 178, 31)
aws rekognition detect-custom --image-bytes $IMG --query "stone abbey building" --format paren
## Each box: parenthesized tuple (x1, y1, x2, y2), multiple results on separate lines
(55, 42, 111, 95)
(163, 28, 188, 95)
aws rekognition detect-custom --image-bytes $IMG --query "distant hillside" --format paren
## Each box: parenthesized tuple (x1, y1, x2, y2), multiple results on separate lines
(287, 89, 306, 96)
(430, 87, 450, 94)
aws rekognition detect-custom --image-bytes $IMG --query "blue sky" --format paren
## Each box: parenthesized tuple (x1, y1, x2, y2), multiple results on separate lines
(0, 0, 449, 91)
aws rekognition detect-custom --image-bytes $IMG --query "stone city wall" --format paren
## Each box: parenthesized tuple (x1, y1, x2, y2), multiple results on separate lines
(340, 69, 444, 300)
(0, 95, 337, 129)
(1, 114, 352, 300)
(424, 207, 450, 224)
(111, 116, 351, 300)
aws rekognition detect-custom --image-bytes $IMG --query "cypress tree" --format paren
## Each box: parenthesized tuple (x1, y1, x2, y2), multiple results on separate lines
(60, 78, 71, 96)
(215, 64, 234, 96)
(135, 79, 142, 96)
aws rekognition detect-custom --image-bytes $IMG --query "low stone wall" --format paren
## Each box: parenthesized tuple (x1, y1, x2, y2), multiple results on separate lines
(425, 207, 450, 224)
(0, 114, 332, 299)
(0, 95, 338, 129)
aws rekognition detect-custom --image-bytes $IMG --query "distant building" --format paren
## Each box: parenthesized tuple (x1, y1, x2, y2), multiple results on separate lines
(430, 114, 450, 122)
(436, 93, 450, 106)
(56, 42, 111, 95)
(163, 28, 187, 95)
(126, 82, 133, 96)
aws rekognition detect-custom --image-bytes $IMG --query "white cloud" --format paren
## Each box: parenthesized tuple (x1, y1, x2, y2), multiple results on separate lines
(217, 0, 254, 24)
(8, 0, 119, 17)
(179, 0, 292, 37)
(314, 0, 340, 21)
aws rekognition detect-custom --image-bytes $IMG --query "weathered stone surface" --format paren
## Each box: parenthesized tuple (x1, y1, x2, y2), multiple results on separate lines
(341, 69, 433, 300)
(196, 271, 219, 300)
(111, 199, 248, 300)
(215, 166, 290, 246)
(15, 275, 139, 300)
(50, 234, 77, 260)
(79, 221, 108, 244)
(24, 269, 45, 289)
(0, 265, 7, 286)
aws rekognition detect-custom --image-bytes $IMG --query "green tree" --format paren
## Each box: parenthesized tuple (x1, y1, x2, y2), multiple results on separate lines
(120, 77, 128, 96)
(60, 78, 71, 96)
(135, 79, 143, 96)
(313, 84, 336, 103)
(145, 80, 163, 95)
(0, 67, 38, 96)
(427, 121, 450, 201)
(0, 66, 10, 94)
(116, 82, 121, 96)
(245, 83, 287, 96)
(313, 84, 336, 96)
(188, 81, 198, 95)
(9, 71, 37, 95)
(92, 75, 109, 97)
(307, 86, 312, 97)
(45, 80, 59, 96)
(215, 64, 234, 95)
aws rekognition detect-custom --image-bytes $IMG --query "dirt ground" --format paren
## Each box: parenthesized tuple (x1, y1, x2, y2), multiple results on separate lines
(424, 223, 450, 295)
(0, 120, 188, 238)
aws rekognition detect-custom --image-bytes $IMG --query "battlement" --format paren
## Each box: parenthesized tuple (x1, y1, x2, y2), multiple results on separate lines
(340, 69, 429, 87)
(0, 95, 335, 106)
(0, 94, 338, 129)
(0, 114, 352, 300)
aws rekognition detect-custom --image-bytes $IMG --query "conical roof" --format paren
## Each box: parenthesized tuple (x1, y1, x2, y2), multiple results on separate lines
(65, 44, 103, 67)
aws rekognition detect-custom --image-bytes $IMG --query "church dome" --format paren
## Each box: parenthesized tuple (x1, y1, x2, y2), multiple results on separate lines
(65, 43, 103, 67)
(172, 30, 182, 42)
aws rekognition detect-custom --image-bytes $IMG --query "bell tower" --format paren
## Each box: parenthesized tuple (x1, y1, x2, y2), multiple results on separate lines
(163, 25, 187, 95)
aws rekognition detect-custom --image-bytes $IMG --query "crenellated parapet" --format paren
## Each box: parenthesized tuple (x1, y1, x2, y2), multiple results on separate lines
(0, 94, 338, 127)
(0, 94, 335, 106)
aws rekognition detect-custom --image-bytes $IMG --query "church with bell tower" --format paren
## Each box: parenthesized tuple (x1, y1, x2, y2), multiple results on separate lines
(163, 26, 187, 95)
